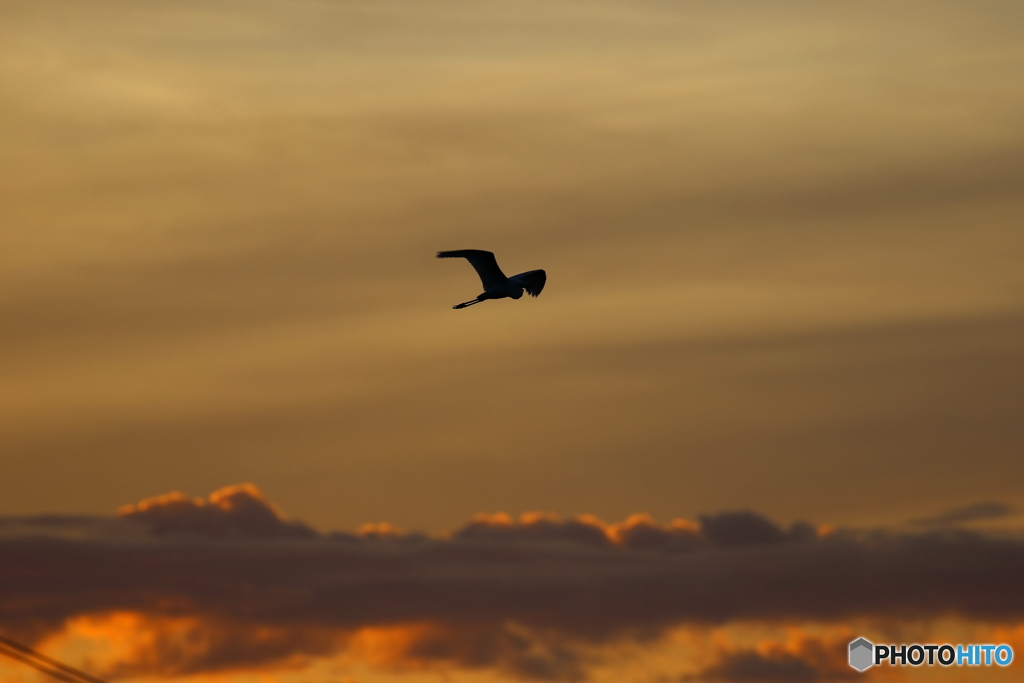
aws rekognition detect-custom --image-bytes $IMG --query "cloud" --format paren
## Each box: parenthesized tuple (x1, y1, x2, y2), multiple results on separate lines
(911, 502, 1014, 528)
(57, 615, 593, 681)
(450, 510, 806, 552)
(4, 486, 1024, 679)
(67, 613, 341, 679)
(608, 514, 705, 552)
(453, 512, 612, 547)
(349, 622, 591, 682)
(697, 511, 816, 548)
(452, 511, 711, 551)
(683, 634, 856, 683)
(116, 484, 317, 539)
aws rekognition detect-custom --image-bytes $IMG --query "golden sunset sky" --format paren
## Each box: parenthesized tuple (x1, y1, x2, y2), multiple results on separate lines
(1, 1, 1023, 681)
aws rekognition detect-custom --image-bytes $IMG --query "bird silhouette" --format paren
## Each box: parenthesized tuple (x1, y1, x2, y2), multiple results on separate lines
(437, 250, 546, 309)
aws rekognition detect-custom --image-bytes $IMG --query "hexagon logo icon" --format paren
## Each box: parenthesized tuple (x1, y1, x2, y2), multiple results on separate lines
(849, 638, 874, 671)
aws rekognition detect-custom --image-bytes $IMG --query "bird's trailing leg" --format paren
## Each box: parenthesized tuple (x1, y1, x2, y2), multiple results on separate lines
(453, 299, 482, 309)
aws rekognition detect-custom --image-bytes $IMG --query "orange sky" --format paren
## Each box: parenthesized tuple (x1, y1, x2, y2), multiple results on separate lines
(2, 0, 1022, 533)
(1, 1, 1023, 678)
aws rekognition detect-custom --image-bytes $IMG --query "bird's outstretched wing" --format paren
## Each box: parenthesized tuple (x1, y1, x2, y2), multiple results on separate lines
(436, 250, 507, 291)
(510, 269, 546, 297)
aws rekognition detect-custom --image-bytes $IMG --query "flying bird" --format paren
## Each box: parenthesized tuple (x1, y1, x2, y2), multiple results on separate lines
(437, 250, 546, 309)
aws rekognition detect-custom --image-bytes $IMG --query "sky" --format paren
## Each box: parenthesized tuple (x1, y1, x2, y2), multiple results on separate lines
(1, 0, 1023, 681)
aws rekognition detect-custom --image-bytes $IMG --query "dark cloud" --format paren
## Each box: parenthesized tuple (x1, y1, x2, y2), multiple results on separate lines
(0, 515, 148, 542)
(697, 511, 815, 548)
(2, 487, 1024, 679)
(911, 501, 1014, 527)
(116, 484, 316, 539)
(682, 635, 856, 683)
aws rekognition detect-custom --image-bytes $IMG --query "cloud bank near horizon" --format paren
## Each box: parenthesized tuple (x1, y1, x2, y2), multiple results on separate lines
(2, 485, 1023, 680)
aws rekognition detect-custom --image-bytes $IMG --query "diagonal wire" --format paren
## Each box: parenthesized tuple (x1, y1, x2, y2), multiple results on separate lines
(0, 646, 85, 683)
(0, 634, 109, 683)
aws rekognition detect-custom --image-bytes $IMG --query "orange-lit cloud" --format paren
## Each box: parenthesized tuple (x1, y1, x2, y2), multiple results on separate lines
(54, 612, 341, 679)
(348, 622, 591, 681)
(453, 510, 707, 550)
(113, 484, 816, 550)
(449, 507, 816, 552)
(117, 484, 316, 539)
(684, 632, 858, 682)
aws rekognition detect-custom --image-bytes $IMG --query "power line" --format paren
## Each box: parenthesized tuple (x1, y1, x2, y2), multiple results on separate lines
(0, 634, 108, 683)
